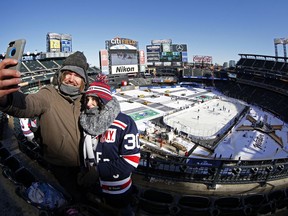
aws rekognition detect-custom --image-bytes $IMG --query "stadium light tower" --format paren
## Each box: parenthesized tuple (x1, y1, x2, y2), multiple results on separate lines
(283, 38, 288, 60)
(274, 38, 281, 57)
(274, 38, 287, 61)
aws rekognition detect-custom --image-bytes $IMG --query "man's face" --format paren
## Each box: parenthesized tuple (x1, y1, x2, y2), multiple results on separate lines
(61, 71, 83, 88)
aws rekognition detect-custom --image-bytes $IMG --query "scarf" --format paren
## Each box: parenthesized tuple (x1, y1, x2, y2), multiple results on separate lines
(80, 97, 121, 136)
(59, 83, 82, 100)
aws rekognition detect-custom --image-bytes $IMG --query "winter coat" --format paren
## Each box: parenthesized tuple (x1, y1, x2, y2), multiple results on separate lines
(1, 85, 83, 167)
(81, 98, 140, 195)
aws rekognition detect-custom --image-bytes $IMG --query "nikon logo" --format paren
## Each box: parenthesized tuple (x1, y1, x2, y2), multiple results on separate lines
(116, 66, 135, 72)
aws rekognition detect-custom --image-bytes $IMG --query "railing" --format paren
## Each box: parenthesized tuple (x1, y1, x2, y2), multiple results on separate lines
(136, 151, 288, 188)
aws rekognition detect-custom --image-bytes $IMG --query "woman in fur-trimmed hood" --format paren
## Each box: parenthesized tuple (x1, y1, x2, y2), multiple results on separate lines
(79, 75, 140, 215)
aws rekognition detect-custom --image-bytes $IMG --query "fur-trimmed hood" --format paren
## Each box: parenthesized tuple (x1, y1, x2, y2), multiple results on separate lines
(80, 97, 121, 136)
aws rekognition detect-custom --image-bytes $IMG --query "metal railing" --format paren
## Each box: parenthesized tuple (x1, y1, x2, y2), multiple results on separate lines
(136, 151, 288, 188)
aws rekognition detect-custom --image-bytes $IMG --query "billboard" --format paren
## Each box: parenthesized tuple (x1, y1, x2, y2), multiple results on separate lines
(151, 39, 172, 45)
(47, 32, 72, 52)
(110, 51, 138, 66)
(193, 55, 213, 64)
(100, 50, 109, 67)
(111, 64, 138, 74)
(47, 32, 61, 52)
(182, 52, 188, 62)
(147, 53, 160, 62)
(100, 49, 109, 74)
(146, 45, 161, 53)
(61, 34, 72, 52)
(146, 42, 187, 64)
(139, 50, 145, 65)
(171, 44, 187, 52)
(49, 40, 61, 52)
(106, 37, 138, 50)
(102, 37, 141, 75)
(61, 40, 72, 52)
(160, 52, 182, 62)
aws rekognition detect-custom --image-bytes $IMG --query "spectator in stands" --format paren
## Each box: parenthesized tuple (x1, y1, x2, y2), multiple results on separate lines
(78, 75, 140, 215)
(0, 52, 89, 203)
(19, 118, 35, 142)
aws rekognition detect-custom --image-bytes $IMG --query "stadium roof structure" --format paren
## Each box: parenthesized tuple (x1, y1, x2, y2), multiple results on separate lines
(238, 53, 288, 61)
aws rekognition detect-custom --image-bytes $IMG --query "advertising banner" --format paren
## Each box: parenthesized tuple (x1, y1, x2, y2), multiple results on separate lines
(139, 50, 145, 65)
(151, 39, 172, 45)
(171, 44, 187, 52)
(182, 52, 188, 62)
(147, 53, 160, 62)
(146, 45, 161, 53)
(193, 55, 213, 64)
(49, 39, 61, 52)
(111, 64, 138, 74)
(106, 37, 138, 50)
(100, 50, 109, 67)
(61, 40, 72, 52)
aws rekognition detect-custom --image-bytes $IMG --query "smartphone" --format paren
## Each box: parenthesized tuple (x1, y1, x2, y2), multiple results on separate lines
(5, 39, 26, 71)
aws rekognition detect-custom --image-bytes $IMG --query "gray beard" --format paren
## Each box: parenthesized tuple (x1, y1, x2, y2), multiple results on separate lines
(59, 83, 81, 99)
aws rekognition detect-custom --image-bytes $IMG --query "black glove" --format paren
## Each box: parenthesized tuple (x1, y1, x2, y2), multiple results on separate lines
(77, 167, 99, 188)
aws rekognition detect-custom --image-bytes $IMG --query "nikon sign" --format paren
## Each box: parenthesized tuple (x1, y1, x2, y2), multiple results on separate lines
(111, 65, 138, 74)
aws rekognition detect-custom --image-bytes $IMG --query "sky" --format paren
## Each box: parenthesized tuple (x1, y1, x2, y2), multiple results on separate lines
(1, 0, 288, 67)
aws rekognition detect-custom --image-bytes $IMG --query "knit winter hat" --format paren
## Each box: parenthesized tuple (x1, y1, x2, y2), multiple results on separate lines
(60, 51, 89, 83)
(85, 74, 112, 104)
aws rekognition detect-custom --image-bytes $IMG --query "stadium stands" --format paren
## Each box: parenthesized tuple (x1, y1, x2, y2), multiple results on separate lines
(210, 54, 288, 122)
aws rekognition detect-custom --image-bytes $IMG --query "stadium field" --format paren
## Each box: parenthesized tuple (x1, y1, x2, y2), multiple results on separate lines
(128, 109, 159, 121)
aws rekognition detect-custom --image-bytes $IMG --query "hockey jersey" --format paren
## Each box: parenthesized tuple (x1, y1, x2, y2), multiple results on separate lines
(83, 112, 140, 195)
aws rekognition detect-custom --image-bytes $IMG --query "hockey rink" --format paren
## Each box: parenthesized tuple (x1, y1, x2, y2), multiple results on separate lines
(114, 86, 288, 161)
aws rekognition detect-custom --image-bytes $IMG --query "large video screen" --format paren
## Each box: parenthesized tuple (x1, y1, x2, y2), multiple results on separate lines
(110, 51, 138, 66)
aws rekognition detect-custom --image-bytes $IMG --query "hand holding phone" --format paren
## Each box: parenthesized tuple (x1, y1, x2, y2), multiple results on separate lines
(5, 39, 26, 71)
(0, 39, 25, 99)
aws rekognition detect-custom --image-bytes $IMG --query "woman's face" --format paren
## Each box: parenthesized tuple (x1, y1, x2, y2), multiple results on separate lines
(86, 96, 98, 109)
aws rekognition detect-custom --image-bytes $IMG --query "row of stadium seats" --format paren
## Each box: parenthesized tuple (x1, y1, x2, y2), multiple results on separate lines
(19, 59, 64, 75)
(215, 81, 288, 122)
(136, 187, 288, 215)
(236, 56, 288, 73)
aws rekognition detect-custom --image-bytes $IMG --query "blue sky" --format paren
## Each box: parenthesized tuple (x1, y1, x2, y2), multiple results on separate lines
(1, 0, 287, 67)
